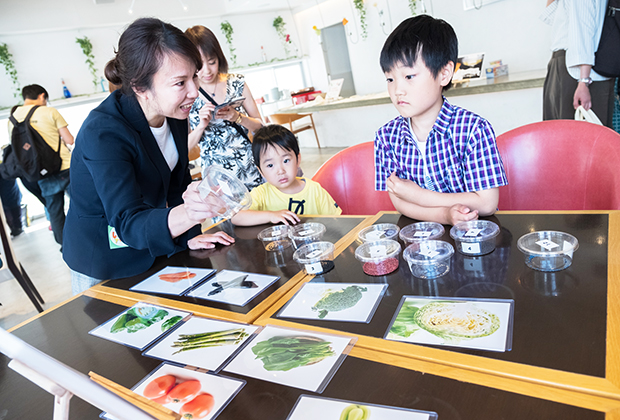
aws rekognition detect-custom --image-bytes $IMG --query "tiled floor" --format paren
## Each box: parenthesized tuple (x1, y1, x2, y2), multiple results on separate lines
(0, 147, 345, 331)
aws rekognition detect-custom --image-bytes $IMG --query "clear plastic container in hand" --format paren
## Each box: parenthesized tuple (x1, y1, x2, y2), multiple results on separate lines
(293, 241, 336, 275)
(399, 222, 445, 245)
(258, 225, 292, 251)
(403, 240, 454, 279)
(517, 230, 579, 272)
(357, 223, 400, 243)
(198, 165, 252, 220)
(355, 239, 401, 276)
(450, 220, 500, 256)
(289, 222, 326, 249)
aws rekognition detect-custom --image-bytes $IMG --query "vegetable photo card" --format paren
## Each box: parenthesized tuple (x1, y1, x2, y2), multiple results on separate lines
(385, 296, 514, 352)
(223, 325, 356, 393)
(185, 270, 280, 307)
(277, 283, 388, 323)
(101, 362, 245, 420)
(286, 395, 438, 420)
(129, 266, 216, 296)
(143, 316, 261, 373)
(89, 302, 190, 351)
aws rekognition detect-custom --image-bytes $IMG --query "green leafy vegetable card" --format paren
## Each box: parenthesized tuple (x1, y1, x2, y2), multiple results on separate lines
(89, 302, 190, 350)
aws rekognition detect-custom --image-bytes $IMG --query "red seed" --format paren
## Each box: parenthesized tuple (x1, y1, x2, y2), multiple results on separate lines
(363, 257, 399, 276)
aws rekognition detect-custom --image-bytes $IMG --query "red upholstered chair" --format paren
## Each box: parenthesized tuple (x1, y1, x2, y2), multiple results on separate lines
(311, 142, 396, 215)
(497, 120, 620, 210)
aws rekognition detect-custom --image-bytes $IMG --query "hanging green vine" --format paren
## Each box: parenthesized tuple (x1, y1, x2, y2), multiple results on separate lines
(273, 16, 292, 57)
(0, 43, 20, 99)
(75, 36, 99, 90)
(220, 21, 237, 66)
(353, 0, 368, 39)
(408, 0, 419, 16)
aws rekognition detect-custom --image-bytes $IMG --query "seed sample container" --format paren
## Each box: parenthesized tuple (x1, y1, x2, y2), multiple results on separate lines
(399, 222, 445, 245)
(403, 240, 454, 279)
(293, 241, 336, 275)
(198, 165, 252, 219)
(517, 231, 579, 272)
(450, 220, 500, 256)
(289, 222, 326, 249)
(355, 239, 402, 276)
(258, 225, 292, 251)
(358, 223, 400, 243)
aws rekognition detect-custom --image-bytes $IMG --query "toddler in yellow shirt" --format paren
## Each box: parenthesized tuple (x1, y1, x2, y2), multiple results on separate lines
(231, 124, 341, 226)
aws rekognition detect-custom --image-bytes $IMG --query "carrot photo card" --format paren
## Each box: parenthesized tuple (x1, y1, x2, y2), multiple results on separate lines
(286, 395, 438, 420)
(384, 296, 514, 352)
(101, 362, 245, 420)
(129, 266, 215, 296)
(89, 302, 191, 351)
(223, 325, 356, 393)
(143, 316, 261, 372)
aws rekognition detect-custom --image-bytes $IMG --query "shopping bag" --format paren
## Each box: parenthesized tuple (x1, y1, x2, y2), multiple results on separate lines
(574, 105, 603, 125)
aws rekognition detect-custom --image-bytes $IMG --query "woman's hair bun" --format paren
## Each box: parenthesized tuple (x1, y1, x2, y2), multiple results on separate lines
(104, 58, 122, 85)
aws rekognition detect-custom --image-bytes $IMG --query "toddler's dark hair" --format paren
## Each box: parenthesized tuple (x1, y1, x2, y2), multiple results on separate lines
(252, 124, 300, 169)
(380, 15, 458, 91)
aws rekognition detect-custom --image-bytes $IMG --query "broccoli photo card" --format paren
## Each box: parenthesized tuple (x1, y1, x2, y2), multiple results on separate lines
(89, 302, 190, 351)
(384, 296, 514, 352)
(129, 266, 215, 296)
(286, 395, 438, 420)
(185, 270, 280, 306)
(143, 316, 261, 372)
(101, 362, 245, 420)
(223, 325, 356, 393)
(277, 283, 387, 323)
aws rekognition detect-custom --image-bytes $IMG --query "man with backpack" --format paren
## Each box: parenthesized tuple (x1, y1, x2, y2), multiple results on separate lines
(8, 84, 74, 248)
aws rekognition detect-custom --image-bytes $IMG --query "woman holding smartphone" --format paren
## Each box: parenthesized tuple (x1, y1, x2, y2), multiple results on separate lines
(185, 25, 264, 190)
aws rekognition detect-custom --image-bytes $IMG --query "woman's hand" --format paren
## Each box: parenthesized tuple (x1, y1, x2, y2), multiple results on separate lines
(197, 103, 215, 128)
(188, 231, 235, 250)
(215, 105, 239, 122)
(445, 204, 479, 225)
(182, 181, 225, 225)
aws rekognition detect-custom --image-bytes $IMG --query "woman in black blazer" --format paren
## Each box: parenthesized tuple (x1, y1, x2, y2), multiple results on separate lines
(63, 18, 233, 294)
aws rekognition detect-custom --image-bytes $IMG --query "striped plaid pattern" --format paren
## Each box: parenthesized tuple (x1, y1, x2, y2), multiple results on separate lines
(374, 99, 507, 193)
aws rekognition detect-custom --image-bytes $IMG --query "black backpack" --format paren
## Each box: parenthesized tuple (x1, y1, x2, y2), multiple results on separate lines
(0, 105, 62, 182)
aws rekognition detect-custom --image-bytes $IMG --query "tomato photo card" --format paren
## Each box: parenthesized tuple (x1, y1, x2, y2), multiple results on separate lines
(89, 302, 191, 351)
(101, 362, 245, 420)
(286, 395, 438, 420)
(143, 316, 261, 373)
(129, 266, 216, 296)
(223, 325, 356, 393)
(185, 270, 279, 307)
(384, 296, 514, 352)
(277, 282, 387, 323)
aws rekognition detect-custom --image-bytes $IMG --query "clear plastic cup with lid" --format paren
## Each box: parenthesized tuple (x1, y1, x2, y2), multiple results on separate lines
(354, 239, 401, 276)
(257, 225, 292, 251)
(198, 165, 252, 220)
(289, 222, 326, 249)
(357, 223, 400, 243)
(293, 241, 336, 275)
(450, 220, 500, 256)
(403, 240, 454, 279)
(399, 222, 445, 245)
(517, 230, 579, 272)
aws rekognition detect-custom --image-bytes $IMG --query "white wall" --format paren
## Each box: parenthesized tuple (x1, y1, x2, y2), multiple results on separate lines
(292, 0, 553, 97)
(0, 0, 302, 107)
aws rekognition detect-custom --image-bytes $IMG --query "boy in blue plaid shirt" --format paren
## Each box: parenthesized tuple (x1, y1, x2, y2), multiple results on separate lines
(374, 15, 507, 225)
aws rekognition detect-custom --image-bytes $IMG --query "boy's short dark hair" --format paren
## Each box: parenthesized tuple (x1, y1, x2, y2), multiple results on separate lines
(380, 15, 458, 91)
(252, 124, 300, 169)
(22, 84, 48, 101)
